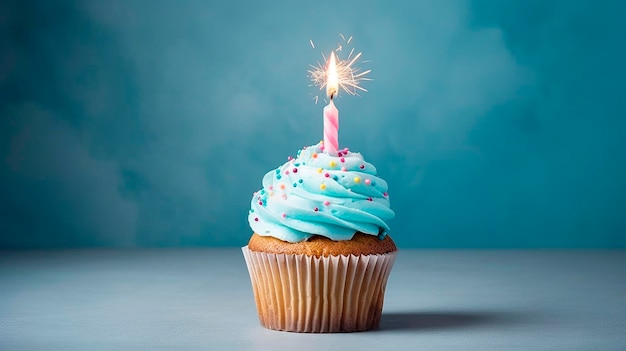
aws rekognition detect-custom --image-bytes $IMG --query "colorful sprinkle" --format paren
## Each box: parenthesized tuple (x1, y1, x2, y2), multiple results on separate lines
(343, 147, 349, 154)
(258, 201, 263, 205)
(320, 183, 327, 190)
(317, 168, 323, 173)
(340, 157, 345, 163)
(329, 161, 336, 168)
(383, 192, 388, 197)
(359, 164, 365, 169)
(292, 183, 297, 187)
(284, 170, 290, 175)
(280, 184, 286, 190)
(338, 152, 343, 157)
(282, 213, 287, 218)
(276, 174, 282, 180)
(314, 207, 319, 212)
(254, 217, 259, 221)
(333, 175, 338, 180)
(288, 156, 293, 161)
(292, 168, 298, 173)
(268, 185, 273, 190)
(298, 179, 303, 183)
(320, 145, 325, 151)
(324, 173, 330, 178)
(354, 177, 361, 183)
(312, 153, 318, 158)
(341, 167, 347, 172)
(365, 179, 371, 185)
(324, 200, 330, 206)
(282, 193, 288, 200)
(367, 197, 373, 201)
(269, 191, 274, 197)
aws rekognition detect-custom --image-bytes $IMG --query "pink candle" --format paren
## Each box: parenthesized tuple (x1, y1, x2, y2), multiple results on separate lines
(323, 100, 339, 155)
(323, 52, 339, 155)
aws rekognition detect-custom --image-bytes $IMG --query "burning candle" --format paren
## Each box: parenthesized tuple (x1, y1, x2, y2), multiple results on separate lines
(308, 35, 371, 155)
(323, 52, 339, 155)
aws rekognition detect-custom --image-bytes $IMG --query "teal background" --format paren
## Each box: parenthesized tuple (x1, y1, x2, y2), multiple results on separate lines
(1, 0, 625, 248)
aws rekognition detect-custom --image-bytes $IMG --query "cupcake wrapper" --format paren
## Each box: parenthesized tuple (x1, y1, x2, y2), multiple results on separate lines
(241, 246, 397, 333)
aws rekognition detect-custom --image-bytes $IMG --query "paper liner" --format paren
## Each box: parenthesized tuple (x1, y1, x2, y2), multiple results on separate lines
(241, 246, 397, 333)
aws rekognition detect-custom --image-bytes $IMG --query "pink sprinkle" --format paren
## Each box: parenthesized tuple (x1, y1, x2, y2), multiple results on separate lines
(324, 201, 330, 206)
(314, 207, 319, 212)
(367, 197, 373, 201)
(293, 168, 298, 173)
(282, 213, 287, 218)
(383, 192, 388, 197)
(324, 173, 330, 178)
(337, 152, 343, 157)
(343, 147, 349, 154)
(258, 201, 263, 205)
(359, 164, 365, 169)
(365, 179, 371, 185)
(268, 185, 273, 190)
(320, 145, 325, 151)
(282, 194, 288, 200)
(254, 217, 259, 221)
(284, 170, 290, 175)
(288, 156, 293, 161)
(341, 167, 347, 172)
(340, 157, 345, 163)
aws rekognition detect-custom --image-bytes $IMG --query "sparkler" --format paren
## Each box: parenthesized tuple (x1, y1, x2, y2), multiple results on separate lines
(308, 34, 372, 103)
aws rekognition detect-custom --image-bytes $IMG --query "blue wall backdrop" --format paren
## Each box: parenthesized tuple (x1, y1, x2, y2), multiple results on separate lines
(1, 0, 625, 248)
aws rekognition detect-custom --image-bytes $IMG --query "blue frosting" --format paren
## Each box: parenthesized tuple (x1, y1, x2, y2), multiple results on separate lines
(248, 143, 394, 243)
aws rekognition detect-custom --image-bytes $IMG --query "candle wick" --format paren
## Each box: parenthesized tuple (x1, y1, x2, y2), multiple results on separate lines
(330, 93, 334, 100)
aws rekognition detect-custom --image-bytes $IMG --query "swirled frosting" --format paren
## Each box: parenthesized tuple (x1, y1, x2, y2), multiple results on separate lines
(248, 143, 394, 243)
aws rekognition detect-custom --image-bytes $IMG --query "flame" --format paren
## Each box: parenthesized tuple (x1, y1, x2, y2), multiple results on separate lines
(326, 51, 338, 99)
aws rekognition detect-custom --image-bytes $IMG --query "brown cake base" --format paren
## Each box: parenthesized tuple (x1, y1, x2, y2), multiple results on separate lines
(243, 232, 398, 333)
(248, 232, 397, 257)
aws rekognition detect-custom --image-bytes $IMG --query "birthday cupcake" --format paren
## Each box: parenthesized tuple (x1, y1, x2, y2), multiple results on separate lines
(242, 142, 396, 333)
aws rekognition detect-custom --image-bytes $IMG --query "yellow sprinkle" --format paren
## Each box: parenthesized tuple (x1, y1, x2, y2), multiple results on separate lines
(317, 168, 323, 173)
(320, 183, 326, 190)
(329, 161, 337, 168)
(354, 177, 361, 183)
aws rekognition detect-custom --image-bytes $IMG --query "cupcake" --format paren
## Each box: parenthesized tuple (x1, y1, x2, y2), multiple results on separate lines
(242, 142, 396, 333)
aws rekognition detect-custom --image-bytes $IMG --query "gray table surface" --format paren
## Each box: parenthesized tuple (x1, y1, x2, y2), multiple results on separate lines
(1, 249, 625, 350)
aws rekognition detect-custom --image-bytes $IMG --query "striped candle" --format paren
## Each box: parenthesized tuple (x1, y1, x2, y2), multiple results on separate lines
(323, 52, 339, 155)
(323, 99, 339, 155)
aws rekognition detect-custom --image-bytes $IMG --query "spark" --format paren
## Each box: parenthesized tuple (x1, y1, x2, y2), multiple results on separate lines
(308, 34, 372, 103)
(309, 39, 315, 49)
